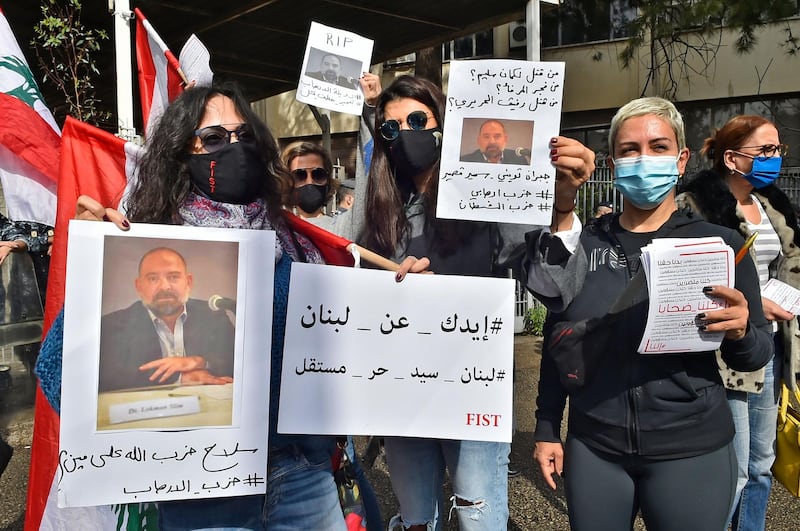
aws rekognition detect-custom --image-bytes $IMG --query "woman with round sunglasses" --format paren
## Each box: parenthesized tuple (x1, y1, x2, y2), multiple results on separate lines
(281, 141, 338, 223)
(676, 116, 798, 531)
(362, 75, 595, 531)
(57, 81, 428, 531)
(529, 98, 772, 531)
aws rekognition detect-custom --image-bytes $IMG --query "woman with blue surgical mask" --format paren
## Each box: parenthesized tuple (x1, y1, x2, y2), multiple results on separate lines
(527, 97, 772, 531)
(677, 116, 798, 531)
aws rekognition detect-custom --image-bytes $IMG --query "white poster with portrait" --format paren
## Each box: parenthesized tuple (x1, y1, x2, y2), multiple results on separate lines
(438, 59, 566, 225)
(296, 21, 374, 115)
(58, 221, 274, 507)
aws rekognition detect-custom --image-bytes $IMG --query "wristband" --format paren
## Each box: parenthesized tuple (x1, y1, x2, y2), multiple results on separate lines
(553, 204, 575, 214)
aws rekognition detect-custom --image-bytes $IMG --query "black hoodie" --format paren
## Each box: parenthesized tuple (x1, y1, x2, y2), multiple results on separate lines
(532, 209, 772, 458)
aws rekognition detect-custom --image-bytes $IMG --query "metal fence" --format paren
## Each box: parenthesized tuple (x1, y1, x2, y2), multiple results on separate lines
(513, 166, 800, 330)
(575, 166, 800, 220)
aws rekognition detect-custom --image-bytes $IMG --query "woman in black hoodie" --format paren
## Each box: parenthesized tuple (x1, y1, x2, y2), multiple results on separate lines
(527, 98, 772, 531)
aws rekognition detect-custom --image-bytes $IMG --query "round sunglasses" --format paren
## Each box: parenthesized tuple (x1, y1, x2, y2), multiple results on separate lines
(292, 167, 330, 185)
(194, 123, 254, 153)
(379, 110, 432, 141)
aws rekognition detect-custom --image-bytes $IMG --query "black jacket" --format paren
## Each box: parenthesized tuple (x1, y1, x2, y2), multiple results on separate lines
(99, 298, 235, 392)
(533, 210, 772, 458)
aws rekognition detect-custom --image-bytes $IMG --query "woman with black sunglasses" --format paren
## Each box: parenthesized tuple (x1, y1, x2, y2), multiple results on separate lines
(362, 75, 594, 531)
(281, 141, 337, 222)
(56, 80, 427, 531)
(676, 115, 799, 531)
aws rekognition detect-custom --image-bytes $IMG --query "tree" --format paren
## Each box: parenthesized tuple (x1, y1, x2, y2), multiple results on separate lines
(31, 0, 112, 127)
(414, 46, 442, 87)
(565, 0, 798, 99)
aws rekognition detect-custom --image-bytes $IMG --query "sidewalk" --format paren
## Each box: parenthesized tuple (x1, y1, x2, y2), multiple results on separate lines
(1, 336, 798, 530)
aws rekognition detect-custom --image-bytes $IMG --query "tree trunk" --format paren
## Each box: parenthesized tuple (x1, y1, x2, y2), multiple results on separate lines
(414, 46, 442, 87)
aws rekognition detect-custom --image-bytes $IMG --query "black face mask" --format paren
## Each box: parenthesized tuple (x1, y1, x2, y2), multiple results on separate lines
(294, 184, 328, 214)
(188, 142, 265, 205)
(388, 128, 442, 181)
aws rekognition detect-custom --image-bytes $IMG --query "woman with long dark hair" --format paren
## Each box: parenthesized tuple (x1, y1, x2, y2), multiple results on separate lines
(364, 74, 594, 530)
(69, 81, 425, 530)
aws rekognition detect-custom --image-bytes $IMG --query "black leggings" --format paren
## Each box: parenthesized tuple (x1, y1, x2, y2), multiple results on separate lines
(564, 436, 736, 531)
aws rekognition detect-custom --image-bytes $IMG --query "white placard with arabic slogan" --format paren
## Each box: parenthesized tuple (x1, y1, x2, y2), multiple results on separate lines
(59, 221, 273, 507)
(296, 21, 374, 115)
(278, 263, 515, 443)
(438, 59, 565, 225)
(638, 237, 734, 354)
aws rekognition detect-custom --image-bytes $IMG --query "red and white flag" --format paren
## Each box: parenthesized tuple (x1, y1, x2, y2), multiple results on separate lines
(0, 7, 60, 226)
(134, 7, 184, 136)
(26, 117, 147, 531)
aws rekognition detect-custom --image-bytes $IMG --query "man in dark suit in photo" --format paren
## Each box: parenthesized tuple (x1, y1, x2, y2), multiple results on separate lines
(461, 119, 529, 164)
(306, 53, 358, 89)
(98, 247, 235, 392)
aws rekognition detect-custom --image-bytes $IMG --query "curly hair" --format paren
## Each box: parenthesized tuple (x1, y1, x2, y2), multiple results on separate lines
(362, 75, 475, 258)
(124, 82, 292, 224)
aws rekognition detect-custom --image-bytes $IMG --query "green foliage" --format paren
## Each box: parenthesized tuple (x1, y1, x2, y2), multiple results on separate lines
(523, 304, 547, 337)
(31, 0, 111, 127)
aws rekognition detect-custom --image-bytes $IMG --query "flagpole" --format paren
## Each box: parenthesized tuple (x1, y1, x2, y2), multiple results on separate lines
(110, 0, 137, 140)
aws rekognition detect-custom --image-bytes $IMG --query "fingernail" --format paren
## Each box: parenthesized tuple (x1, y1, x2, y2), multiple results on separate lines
(550, 148, 557, 156)
(102, 214, 110, 222)
(702, 286, 713, 293)
(395, 272, 403, 282)
(550, 137, 558, 145)
(699, 325, 708, 332)
(122, 219, 130, 228)
(551, 155, 559, 162)
(696, 313, 706, 319)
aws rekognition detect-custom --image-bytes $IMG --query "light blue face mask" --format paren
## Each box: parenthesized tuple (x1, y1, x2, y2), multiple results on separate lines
(735, 155, 782, 189)
(613, 154, 680, 210)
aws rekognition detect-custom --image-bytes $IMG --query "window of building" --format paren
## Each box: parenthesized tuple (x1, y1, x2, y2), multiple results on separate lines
(543, 0, 635, 47)
(442, 29, 494, 61)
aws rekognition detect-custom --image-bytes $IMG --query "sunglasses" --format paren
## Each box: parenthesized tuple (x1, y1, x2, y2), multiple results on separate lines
(194, 123, 254, 153)
(292, 167, 330, 185)
(379, 110, 432, 141)
(734, 144, 788, 158)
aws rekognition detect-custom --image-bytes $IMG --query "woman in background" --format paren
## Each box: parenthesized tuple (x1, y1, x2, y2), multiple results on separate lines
(677, 115, 799, 531)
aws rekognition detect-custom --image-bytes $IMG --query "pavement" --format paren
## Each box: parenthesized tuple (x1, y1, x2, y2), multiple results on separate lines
(1, 336, 799, 530)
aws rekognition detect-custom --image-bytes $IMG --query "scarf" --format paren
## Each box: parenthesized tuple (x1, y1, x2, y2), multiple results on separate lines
(178, 192, 324, 264)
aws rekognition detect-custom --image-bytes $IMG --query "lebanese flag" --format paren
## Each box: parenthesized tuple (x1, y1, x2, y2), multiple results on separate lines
(134, 7, 184, 136)
(0, 7, 60, 226)
(25, 117, 144, 531)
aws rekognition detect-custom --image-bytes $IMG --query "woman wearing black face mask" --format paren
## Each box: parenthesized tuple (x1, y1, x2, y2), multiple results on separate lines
(52, 81, 425, 531)
(281, 141, 337, 225)
(362, 75, 595, 531)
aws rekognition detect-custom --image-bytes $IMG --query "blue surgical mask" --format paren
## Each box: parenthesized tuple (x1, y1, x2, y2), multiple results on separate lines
(736, 155, 782, 189)
(613, 155, 680, 210)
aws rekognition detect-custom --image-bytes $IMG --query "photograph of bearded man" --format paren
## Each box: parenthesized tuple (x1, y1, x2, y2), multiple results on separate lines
(98, 245, 236, 392)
